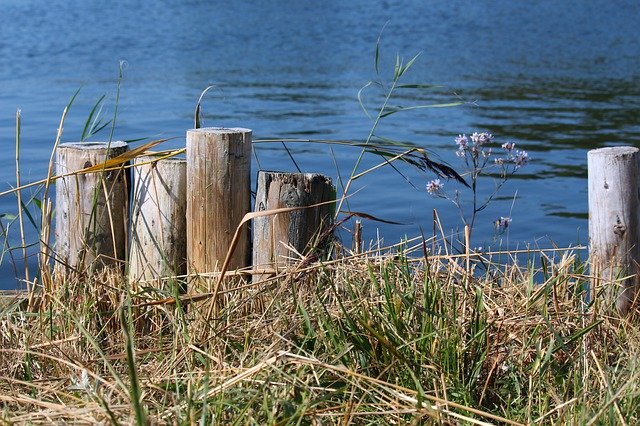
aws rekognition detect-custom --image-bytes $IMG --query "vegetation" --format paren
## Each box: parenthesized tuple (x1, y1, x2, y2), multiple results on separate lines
(1, 53, 639, 425)
(2, 241, 639, 424)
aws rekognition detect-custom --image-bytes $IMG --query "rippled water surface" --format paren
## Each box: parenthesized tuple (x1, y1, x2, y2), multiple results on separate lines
(1, 0, 639, 288)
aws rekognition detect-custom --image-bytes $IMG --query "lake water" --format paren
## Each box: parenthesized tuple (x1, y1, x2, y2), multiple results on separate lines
(1, 0, 639, 289)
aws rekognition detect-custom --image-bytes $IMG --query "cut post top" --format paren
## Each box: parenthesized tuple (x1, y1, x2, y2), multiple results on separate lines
(588, 146, 639, 157)
(259, 170, 333, 181)
(58, 141, 128, 150)
(187, 127, 251, 135)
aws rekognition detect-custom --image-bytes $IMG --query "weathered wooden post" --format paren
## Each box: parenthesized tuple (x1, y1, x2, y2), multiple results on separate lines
(588, 146, 640, 315)
(129, 155, 187, 284)
(186, 128, 252, 288)
(55, 142, 129, 273)
(353, 220, 363, 254)
(253, 171, 335, 281)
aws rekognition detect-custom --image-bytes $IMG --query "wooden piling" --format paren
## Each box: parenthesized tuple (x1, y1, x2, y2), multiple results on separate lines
(588, 146, 640, 315)
(129, 155, 187, 284)
(186, 128, 252, 284)
(55, 141, 129, 273)
(253, 171, 335, 281)
(353, 220, 363, 254)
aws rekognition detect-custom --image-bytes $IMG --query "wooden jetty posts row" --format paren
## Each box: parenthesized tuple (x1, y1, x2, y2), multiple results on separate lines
(54, 138, 638, 314)
(54, 128, 335, 289)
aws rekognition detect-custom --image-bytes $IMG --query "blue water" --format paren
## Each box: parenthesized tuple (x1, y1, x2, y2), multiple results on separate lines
(1, 0, 639, 288)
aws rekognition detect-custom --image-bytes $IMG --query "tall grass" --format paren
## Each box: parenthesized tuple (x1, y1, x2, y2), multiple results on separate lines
(2, 240, 639, 424)
(1, 52, 639, 425)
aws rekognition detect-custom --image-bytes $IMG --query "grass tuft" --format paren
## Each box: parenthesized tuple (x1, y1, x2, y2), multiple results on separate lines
(1, 239, 639, 424)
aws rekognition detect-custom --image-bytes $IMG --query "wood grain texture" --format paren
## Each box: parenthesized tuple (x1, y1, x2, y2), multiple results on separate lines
(588, 146, 640, 314)
(55, 142, 129, 273)
(186, 128, 252, 283)
(129, 155, 187, 284)
(253, 171, 334, 281)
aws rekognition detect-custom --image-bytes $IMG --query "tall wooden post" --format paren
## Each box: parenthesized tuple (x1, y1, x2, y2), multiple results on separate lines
(588, 146, 640, 315)
(55, 141, 129, 273)
(253, 171, 334, 281)
(186, 128, 252, 286)
(129, 155, 187, 284)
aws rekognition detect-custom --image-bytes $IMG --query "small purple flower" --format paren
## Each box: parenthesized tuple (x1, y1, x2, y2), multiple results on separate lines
(501, 142, 515, 151)
(455, 134, 468, 149)
(455, 134, 468, 157)
(495, 216, 512, 230)
(470, 132, 494, 147)
(426, 179, 444, 195)
(513, 150, 529, 168)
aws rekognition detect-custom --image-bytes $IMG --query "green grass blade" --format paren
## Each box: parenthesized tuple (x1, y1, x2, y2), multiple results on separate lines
(81, 94, 107, 141)
(122, 300, 147, 425)
(380, 102, 465, 118)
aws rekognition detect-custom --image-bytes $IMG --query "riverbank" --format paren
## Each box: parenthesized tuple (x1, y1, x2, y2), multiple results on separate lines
(1, 239, 637, 424)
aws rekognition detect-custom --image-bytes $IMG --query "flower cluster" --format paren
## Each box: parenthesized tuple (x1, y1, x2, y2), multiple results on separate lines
(425, 131, 530, 241)
(495, 141, 529, 169)
(494, 216, 512, 236)
(470, 131, 494, 146)
(495, 216, 511, 229)
(455, 134, 468, 157)
(455, 132, 494, 159)
(426, 178, 445, 196)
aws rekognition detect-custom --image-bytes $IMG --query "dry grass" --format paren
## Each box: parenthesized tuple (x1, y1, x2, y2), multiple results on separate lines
(3, 65, 639, 424)
(1, 239, 639, 425)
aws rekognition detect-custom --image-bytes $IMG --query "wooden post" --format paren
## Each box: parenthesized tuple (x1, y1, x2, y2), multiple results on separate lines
(129, 155, 187, 284)
(588, 146, 640, 315)
(253, 171, 335, 281)
(186, 128, 252, 284)
(353, 220, 363, 254)
(55, 142, 129, 273)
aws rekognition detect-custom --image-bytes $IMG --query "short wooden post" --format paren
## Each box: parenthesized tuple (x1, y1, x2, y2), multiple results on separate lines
(55, 142, 129, 273)
(588, 146, 640, 315)
(353, 220, 363, 254)
(186, 128, 252, 285)
(253, 171, 335, 281)
(129, 155, 187, 284)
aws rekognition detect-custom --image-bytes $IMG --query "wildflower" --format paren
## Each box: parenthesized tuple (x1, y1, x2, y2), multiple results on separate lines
(512, 150, 529, 168)
(455, 134, 468, 149)
(426, 179, 444, 195)
(501, 141, 515, 151)
(455, 134, 468, 157)
(470, 132, 494, 147)
(495, 216, 512, 230)
(494, 157, 504, 165)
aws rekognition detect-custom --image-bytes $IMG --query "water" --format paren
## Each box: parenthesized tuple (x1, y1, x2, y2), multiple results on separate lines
(1, 0, 639, 288)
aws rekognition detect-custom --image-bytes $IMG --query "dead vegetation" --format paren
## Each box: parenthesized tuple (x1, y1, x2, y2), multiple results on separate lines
(1, 237, 639, 425)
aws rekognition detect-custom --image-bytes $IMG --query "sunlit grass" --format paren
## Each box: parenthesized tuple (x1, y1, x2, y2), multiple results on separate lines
(1, 239, 639, 424)
(2, 47, 639, 425)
